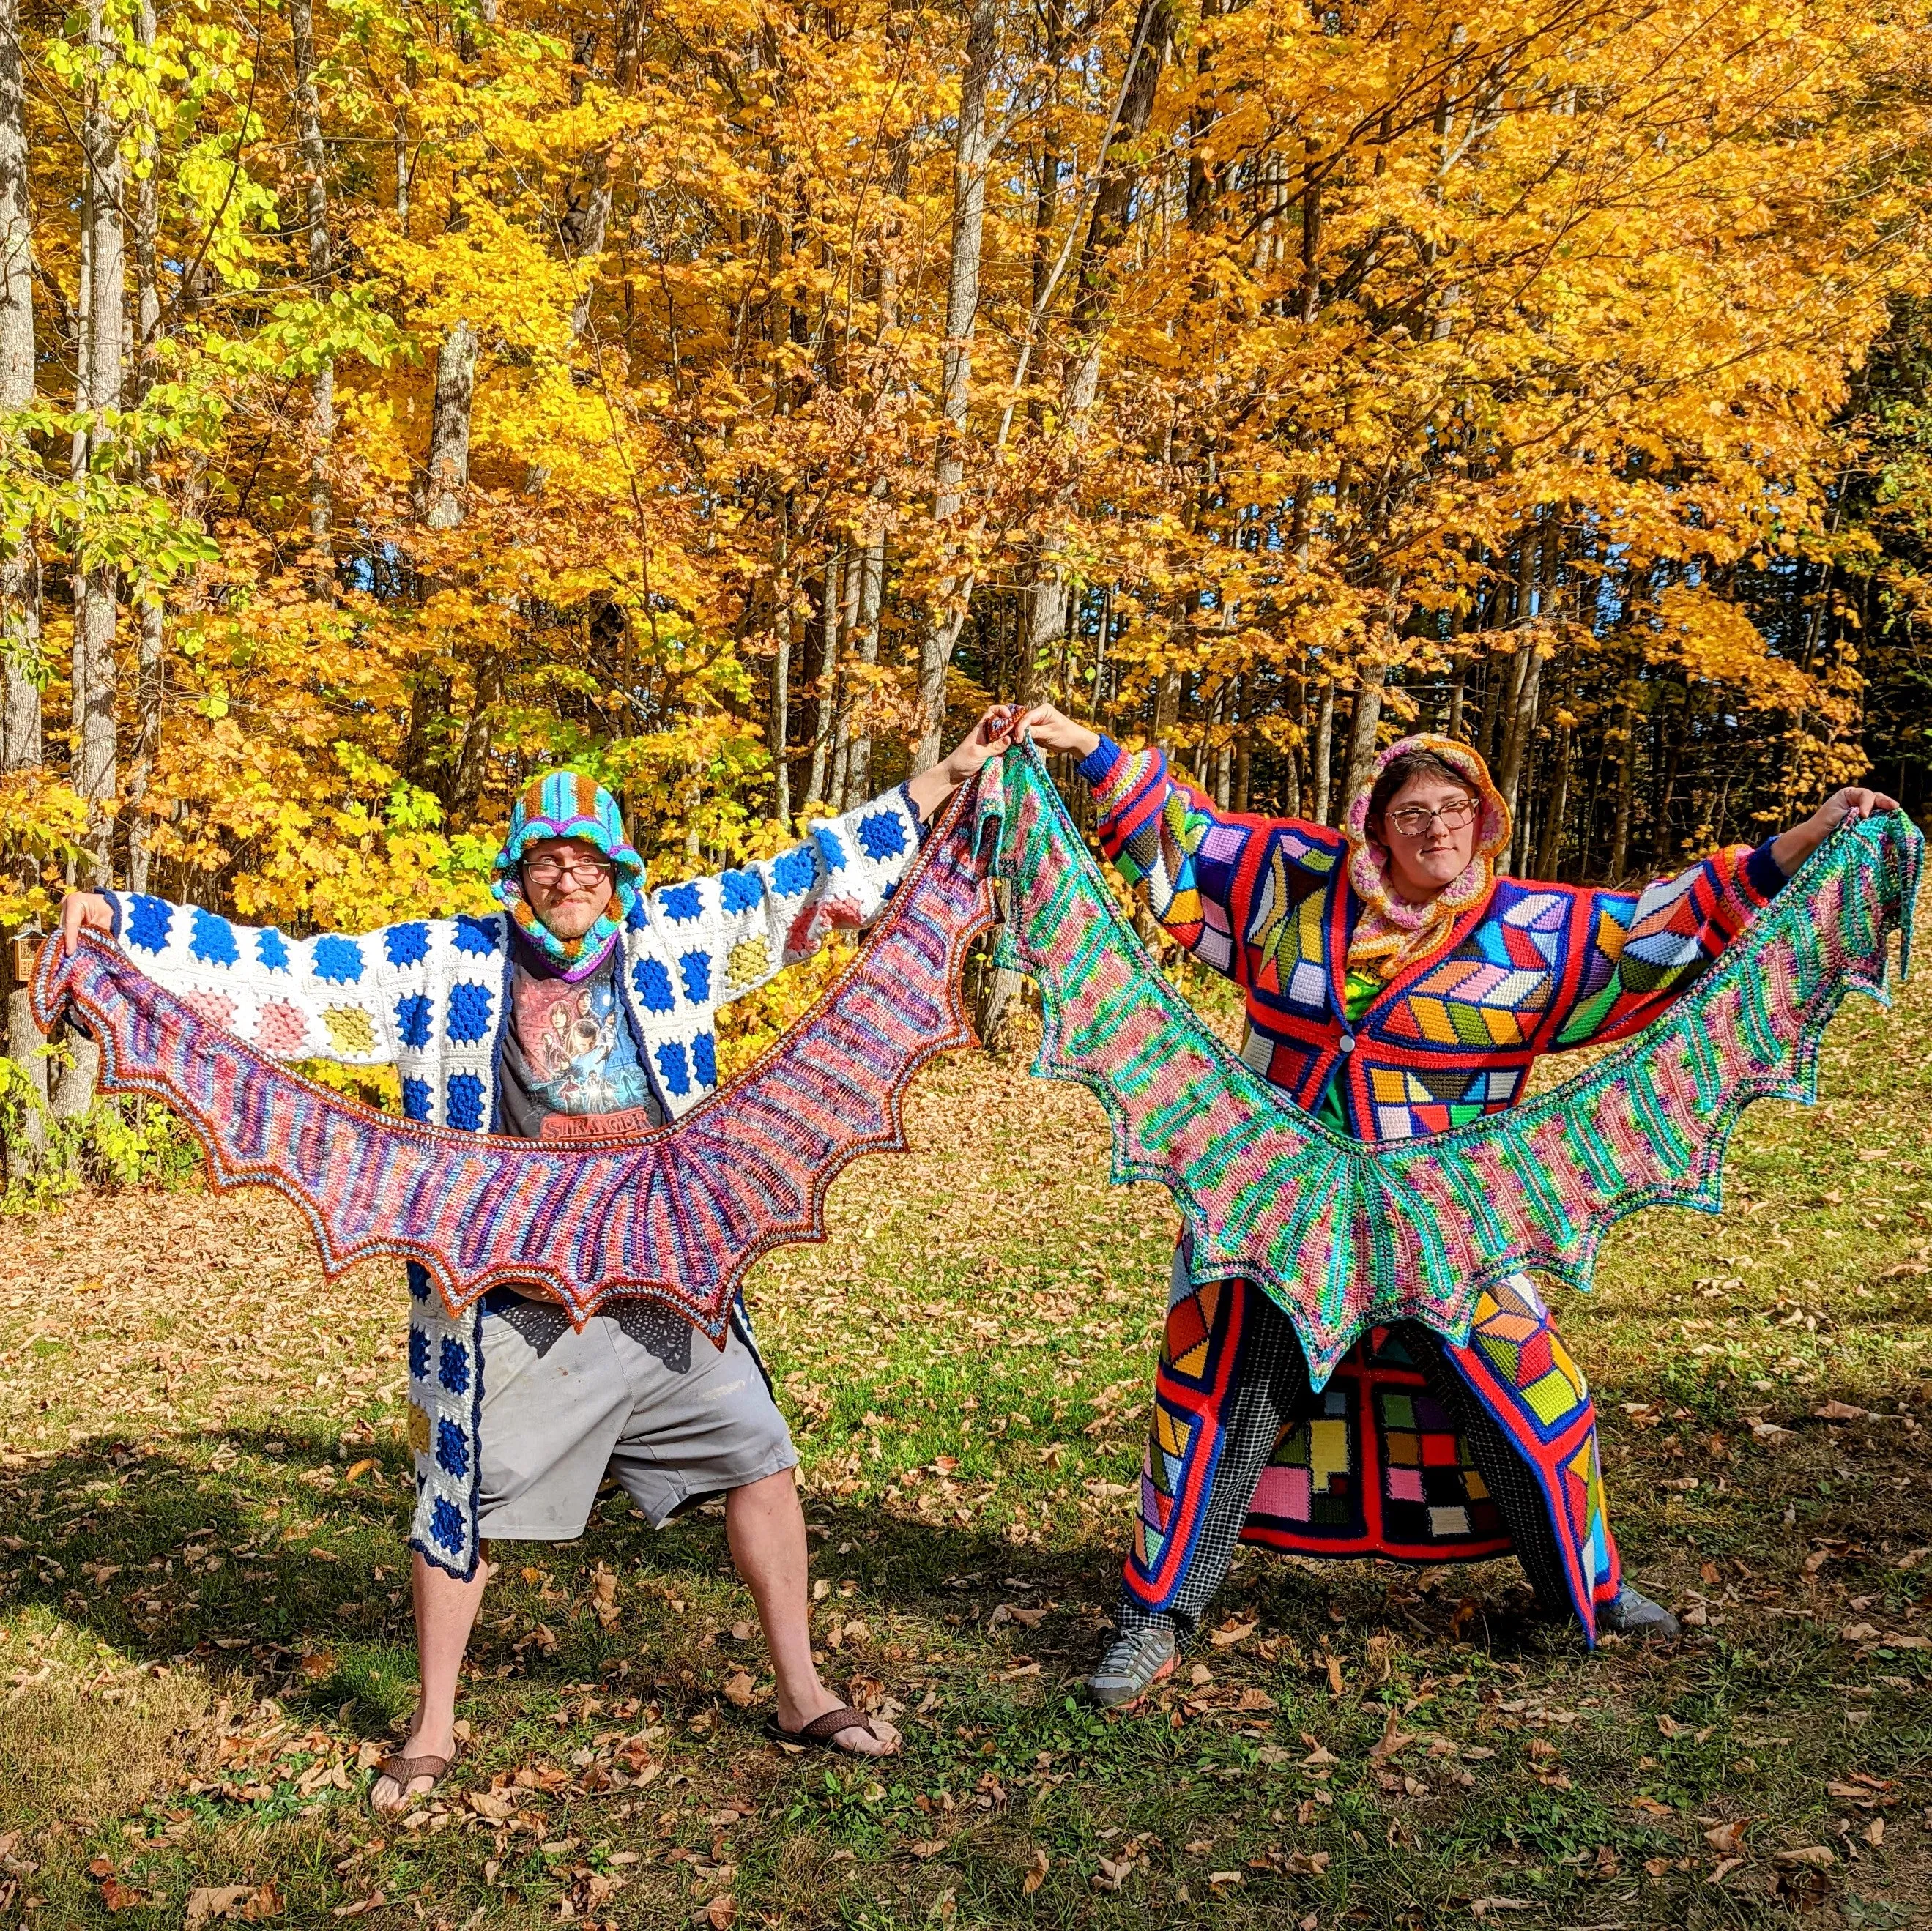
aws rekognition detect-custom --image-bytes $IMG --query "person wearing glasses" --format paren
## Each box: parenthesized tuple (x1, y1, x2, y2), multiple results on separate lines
(56, 715, 1019, 1798)
(1014, 706, 1895, 1705)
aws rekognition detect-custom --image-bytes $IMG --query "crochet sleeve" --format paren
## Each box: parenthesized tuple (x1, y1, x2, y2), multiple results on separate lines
(1551, 840, 1789, 1050)
(642, 782, 929, 1011)
(97, 890, 423, 1066)
(1077, 735, 1307, 981)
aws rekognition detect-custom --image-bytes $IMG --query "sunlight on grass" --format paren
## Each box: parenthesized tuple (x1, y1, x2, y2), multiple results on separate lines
(1, 940, 1929, 1926)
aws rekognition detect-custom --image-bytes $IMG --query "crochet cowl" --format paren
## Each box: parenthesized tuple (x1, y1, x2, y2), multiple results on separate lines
(491, 770, 646, 982)
(1342, 734, 1512, 978)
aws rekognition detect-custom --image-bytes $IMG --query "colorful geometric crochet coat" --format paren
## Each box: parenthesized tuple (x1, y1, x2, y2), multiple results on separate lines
(1079, 737, 1788, 1637)
(95, 783, 926, 1580)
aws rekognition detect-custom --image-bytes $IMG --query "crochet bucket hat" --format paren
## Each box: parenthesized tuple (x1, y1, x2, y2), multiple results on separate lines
(491, 770, 645, 981)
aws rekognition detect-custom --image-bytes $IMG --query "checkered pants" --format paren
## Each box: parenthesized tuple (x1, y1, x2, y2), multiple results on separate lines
(1117, 1287, 1575, 1637)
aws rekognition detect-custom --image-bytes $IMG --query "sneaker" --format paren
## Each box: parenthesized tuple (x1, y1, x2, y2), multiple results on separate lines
(1085, 1623, 1178, 1708)
(1600, 1582, 1680, 1640)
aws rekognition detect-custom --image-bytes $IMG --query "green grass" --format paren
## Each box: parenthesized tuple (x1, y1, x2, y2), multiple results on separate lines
(1, 960, 1930, 1928)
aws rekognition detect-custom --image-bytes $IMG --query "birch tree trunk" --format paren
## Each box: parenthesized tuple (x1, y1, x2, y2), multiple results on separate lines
(290, 0, 335, 595)
(1312, 677, 1335, 824)
(73, 0, 125, 888)
(0, 0, 44, 1172)
(912, 0, 997, 773)
(125, 0, 166, 894)
(423, 321, 478, 529)
(1019, 0, 1172, 690)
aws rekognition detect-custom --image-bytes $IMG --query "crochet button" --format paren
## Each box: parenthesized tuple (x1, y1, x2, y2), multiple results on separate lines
(1338, 1036, 1356, 1053)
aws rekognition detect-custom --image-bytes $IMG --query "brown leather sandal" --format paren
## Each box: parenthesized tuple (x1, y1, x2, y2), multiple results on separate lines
(767, 1705, 883, 1752)
(371, 1749, 453, 1808)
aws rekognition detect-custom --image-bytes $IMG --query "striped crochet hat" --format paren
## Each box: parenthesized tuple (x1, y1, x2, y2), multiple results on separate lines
(491, 770, 644, 980)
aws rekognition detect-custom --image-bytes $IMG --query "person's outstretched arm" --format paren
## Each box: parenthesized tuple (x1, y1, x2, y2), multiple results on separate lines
(644, 706, 1017, 1011)
(53, 888, 434, 1066)
(1552, 783, 1901, 1051)
(1016, 702, 1324, 983)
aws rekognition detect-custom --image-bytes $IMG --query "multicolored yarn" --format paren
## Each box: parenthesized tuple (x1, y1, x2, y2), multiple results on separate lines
(1342, 734, 1511, 978)
(35, 783, 989, 1338)
(491, 770, 644, 981)
(987, 741, 1920, 1385)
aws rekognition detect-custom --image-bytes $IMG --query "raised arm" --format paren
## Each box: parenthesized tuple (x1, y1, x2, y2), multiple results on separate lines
(647, 706, 1017, 1010)
(1017, 703, 1331, 981)
(1550, 783, 1898, 1049)
(57, 888, 425, 1066)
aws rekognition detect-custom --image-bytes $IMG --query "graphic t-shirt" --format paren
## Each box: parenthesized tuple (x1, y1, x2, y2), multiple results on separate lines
(495, 935, 661, 1140)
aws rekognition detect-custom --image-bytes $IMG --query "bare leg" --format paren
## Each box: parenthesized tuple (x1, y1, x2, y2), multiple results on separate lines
(724, 1468, 898, 1757)
(370, 1549, 490, 1809)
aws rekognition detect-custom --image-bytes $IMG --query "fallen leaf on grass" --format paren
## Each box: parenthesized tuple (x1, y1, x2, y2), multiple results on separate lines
(1022, 1848, 1049, 1895)
(722, 1672, 757, 1709)
(1469, 1900, 1535, 1916)
(1093, 1855, 1141, 1892)
(1814, 1401, 1868, 1421)
(330, 1896, 384, 1921)
(1369, 1712, 1417, 1762)
(100, 1878, 156, 1912)
(1708, 1858, 1745, 1885)
(1286, 1850, 1330, 1876)
(695, 1898, 737, 1929)
(343, 1458, 375, 1483)
(1630, 1796, 1675, 1818)
(1205, 1869, 1242, 1890)
(185, 1885, 281, 1925)
(1209, 1618, 1257, 1647)
(909, 1841, 948, 1860)
(1774, 1846, 1835, 1869)
(1703, 1820, 1750, 1855)
(468, 1789, 517, 1820)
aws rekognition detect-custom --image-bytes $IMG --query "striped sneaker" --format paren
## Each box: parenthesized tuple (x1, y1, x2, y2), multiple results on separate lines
(1085, 1624, 1178, 1709)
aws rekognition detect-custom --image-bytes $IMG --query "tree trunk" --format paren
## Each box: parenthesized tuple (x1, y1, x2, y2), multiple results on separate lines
(561, 0, 642, 341)
(422, 321, 478, 528)
(1017, 0, 1173, 702)
(1312, 677, 1335, 824)
(0, 0, 42, 1174)
(1340, 673, 1383, 811)
(0, 0, 37, 788)
(290, 0, 335, 596)
(769, 510, 792, 824)
(1608, 693, 1635, 881)
(73, 0, 125, 887)
(807, 548, 841, 806)
(1494, 645, 1542, 873)
(125, 0, 165, 894)
(845, 496, 885, 805)
(1534, 722, 1572, 880)
(913, 0, 997, 773)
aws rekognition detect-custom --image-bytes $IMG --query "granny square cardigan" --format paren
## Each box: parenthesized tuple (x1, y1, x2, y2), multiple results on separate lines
(99, 783, 926, 1580)
(99, 784, 927, 1131)
(1078, 738, 1788, 1141)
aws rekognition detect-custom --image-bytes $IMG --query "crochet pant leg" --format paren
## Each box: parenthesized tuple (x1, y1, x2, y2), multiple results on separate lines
(1119, 1281, 1311, 1637)
(1397, 1321, 1576, 1621)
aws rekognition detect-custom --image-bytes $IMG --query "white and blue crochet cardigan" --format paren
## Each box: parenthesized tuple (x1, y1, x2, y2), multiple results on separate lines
(101, 784, 927, 1577)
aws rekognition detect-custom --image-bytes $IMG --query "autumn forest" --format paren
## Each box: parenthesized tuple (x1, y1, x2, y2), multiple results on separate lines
(1, 0, 1930, 1142)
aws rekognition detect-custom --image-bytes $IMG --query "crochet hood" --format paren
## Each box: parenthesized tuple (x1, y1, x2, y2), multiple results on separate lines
(1342, 734, 1512, 978)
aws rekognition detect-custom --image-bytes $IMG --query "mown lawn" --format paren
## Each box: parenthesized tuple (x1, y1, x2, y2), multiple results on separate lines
(1, 947, 1930, 1930)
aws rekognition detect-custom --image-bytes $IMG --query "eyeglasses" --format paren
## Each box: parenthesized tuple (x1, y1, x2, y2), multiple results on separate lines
(522, 854, 616, 886)
(1385, 797, 1479, 837)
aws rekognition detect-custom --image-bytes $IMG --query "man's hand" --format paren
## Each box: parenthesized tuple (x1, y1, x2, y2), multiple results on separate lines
(1771, 785, 1902, 876)
(903, 705, 1021, 821)
(1012, 703, 1101, 762)
(58, 891, 114, 958)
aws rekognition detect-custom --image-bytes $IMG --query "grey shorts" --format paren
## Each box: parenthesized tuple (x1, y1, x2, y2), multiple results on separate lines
(474, 1296, 797, 1543)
